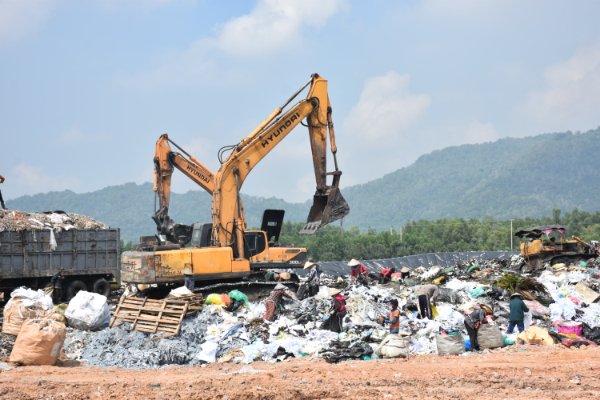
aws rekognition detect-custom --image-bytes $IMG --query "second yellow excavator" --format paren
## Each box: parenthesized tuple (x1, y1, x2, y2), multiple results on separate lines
(121, 73, 350, 288)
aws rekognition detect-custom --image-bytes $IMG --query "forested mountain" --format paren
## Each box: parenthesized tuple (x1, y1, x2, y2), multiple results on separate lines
(7, 127, 600, 242)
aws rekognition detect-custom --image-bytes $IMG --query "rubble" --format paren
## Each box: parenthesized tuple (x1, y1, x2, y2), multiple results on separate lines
(0, 209, 108, 231)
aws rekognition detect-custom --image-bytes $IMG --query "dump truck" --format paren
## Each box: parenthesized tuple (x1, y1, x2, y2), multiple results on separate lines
(0, 211, 120, 302)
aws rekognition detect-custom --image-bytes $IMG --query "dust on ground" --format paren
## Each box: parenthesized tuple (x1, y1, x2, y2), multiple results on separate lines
(0, 345, 598, 400)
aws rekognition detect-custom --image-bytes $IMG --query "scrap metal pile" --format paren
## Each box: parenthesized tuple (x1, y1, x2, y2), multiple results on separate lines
(0, 209, 108, 231)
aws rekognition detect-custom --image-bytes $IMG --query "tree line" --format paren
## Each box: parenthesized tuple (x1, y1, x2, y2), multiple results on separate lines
(121, 208, 600, 261)
(279, 208, 600, 261)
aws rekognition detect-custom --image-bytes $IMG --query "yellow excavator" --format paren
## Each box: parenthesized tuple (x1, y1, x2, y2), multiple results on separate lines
(152, 133, 216, 245)
(121, 73, 350, 288)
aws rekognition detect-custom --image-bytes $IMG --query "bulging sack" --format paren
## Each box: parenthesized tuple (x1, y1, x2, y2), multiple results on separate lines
(477, 324, 505, 349)
(376, 334, 409, 358)
(2, 299, 45, 336)
(2, 288, 52, 336)
(65, 291, 110, 331)
(436, 333, 464, 355)
(9, 318, 66, 366)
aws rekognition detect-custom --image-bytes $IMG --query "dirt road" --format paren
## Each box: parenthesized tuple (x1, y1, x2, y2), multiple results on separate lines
(0, 345, 598, 400)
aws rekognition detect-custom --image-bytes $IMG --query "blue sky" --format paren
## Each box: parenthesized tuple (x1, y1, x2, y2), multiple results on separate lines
(1, 0, 599, 202)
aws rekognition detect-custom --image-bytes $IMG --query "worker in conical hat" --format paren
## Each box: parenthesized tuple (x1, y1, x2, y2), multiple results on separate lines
(304, 260, 321, 297)
(262, 283, 296, 322)
(348, 258, 369, 287)
(321, 288, 346, 333)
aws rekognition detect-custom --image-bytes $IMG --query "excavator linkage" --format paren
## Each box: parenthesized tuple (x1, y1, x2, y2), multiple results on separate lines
(300, 186, 350, 234)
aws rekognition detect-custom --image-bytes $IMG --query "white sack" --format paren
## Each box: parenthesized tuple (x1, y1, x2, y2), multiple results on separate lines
(65, 291, 110, 331)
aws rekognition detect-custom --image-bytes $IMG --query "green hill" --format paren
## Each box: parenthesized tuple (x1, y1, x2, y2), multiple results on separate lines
(342, 127, 600, 230)
(7, 127, 600, 242)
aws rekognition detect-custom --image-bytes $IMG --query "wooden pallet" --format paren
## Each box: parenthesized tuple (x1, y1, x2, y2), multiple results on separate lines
(110, 296, 189, 337)
(167, 293, 204, 314)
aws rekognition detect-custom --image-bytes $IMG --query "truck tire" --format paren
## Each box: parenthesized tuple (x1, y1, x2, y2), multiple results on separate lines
(66, 280, 87, 300)
(92, 278, 112, 298)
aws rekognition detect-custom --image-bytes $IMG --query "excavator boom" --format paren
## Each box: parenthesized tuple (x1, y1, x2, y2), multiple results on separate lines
(211, 73, 349, 257)
(153, 133, 215, 244)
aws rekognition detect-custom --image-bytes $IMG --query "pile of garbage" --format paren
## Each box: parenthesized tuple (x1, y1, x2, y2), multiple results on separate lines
(2, 255, 600, 369)
(0, 209, 108, 231)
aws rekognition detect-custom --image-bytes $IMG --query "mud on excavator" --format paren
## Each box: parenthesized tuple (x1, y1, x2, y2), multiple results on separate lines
(121, 73, 350, 290)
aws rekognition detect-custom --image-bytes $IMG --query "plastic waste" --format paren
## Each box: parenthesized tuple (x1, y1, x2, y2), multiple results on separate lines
(64, 291, 110, 331)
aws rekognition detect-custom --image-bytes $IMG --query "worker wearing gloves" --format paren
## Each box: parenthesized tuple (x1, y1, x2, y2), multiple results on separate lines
(415, 284, 439, 320)
(379, 299, 401, 334)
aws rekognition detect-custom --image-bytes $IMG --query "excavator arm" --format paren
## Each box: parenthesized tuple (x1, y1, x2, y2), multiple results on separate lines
(211, 73, 350, 258)
(153, 133, 215, 244)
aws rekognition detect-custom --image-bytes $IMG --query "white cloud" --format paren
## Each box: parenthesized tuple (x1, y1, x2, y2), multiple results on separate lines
(462, 120, 499, 144)
(117, 0, 344, 89)
(343, 71, 431, 143)
(0, 0, 58, 46)
(217, 0, 344, 56)
(524, 45, 600, 132)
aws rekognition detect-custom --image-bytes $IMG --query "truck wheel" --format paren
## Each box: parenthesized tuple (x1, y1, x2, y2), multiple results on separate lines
(66, 280, 88, 300)
(92, 278, 112, 298)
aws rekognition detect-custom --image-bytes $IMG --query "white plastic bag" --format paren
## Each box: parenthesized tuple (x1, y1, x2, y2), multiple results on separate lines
(49, 230, 57, 251)
(523, 311, 533, 330)
(197, 340, 219, 363)
(65, 291, 110, 331)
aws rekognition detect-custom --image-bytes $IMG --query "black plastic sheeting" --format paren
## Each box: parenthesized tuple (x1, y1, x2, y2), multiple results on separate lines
(298, 251, 518, 278)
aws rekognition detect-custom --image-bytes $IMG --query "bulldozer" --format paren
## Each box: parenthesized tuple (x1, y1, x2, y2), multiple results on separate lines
(515, 224, 598, 269)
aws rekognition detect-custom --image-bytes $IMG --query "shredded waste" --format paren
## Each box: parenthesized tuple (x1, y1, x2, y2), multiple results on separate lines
(0, 209, 108, 231)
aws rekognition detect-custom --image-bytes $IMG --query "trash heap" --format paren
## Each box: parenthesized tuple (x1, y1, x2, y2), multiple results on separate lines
(3, 255, 600, 369)
(0, 209, 108, 231)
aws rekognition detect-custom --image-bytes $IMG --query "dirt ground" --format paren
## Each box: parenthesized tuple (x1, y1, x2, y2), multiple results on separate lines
(0, 345, 598, 400)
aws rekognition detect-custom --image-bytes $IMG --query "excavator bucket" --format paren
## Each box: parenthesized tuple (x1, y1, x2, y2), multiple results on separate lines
(300, 186, 350, 234)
